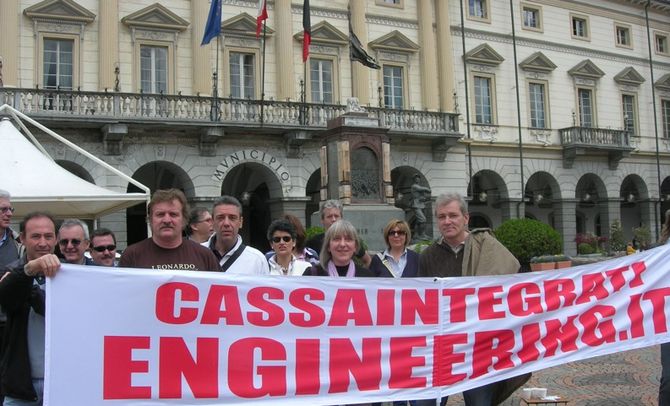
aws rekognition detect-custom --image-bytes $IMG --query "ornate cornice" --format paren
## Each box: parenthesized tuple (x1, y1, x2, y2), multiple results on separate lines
(452, 27, 670, 70)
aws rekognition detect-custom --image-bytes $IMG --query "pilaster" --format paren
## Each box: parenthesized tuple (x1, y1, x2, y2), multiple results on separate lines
(349, 1, 369, 104)
(556, 199, 578, 256)
(99, 0, 119, 91)
(0, 0, 19, 87)
(435, 0, 455, 111)
(192, 0, 212, 95)
(417, 0, 438, 110)
(275, 0, 295, 100)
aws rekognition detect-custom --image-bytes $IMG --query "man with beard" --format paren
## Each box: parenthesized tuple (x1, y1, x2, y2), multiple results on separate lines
(120, 189, 219, 272)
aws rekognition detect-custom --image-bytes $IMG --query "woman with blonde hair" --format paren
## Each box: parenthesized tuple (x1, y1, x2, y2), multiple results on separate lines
(303, 220, 373, 277)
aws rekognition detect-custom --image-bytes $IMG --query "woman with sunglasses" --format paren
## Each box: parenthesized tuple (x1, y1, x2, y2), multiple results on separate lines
(303, 220, 373, 277)
(370, 219, 419, 406)
(370, 219, 419, 278)
(266, 219, 311, 276)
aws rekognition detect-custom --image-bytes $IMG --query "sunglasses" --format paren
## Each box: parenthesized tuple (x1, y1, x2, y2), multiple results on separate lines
(92, 244, 116, 253)
(0, 207, 15, 214)
(59, 238, 82, 247)
(272, 236, 292, 243)
(388, 230, 406, 237)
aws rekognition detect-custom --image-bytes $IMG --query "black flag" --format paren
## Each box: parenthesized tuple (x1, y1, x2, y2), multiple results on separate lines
(349, 26, 381, 69)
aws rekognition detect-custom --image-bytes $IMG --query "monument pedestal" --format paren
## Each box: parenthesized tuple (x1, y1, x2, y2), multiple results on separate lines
(313, 105, 404, 251)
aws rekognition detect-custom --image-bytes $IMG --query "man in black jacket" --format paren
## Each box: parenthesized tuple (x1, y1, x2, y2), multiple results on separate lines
(0, 212, 61, 406)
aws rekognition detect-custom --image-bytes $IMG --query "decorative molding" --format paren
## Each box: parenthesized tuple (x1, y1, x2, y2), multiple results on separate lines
(377, 51, 409, 63)
(470, 64, 494, 73)
(473, 125, 498, 142)
(35, 21, 83, 35)
(24, 0, 96, 24)
(452, 27, 670, 70)
(223, 12, 274, 38)
(464, 43, 505, 66)
(568, 59, 605, 80)
(199, 128, 223, 157)
(294, 21, 347, 46)
(121, 3, 189, 32)
(227, 37, 259, 48)
(614, 67, 645, 86)
(656, 74, 670, 91)
(369, 30, 420, 54)
(531, 129, 552, 146)
(519, 51, 557, 72)
(366, 14, 418, 29)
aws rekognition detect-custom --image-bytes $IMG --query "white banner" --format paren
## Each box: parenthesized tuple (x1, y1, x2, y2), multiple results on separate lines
(45, 245, 670, 405)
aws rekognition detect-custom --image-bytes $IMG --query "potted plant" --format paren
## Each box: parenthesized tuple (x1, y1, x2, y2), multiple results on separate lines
(530, 255, 556, 271)
(553, 254, 572, 269)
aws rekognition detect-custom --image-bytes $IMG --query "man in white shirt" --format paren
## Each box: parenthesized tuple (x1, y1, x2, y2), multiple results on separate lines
(203, 196, 269, 274)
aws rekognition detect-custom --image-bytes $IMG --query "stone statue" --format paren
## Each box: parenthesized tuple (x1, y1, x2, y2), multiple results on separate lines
(409, 174, 431, 241)
(346, 97, 366, 113)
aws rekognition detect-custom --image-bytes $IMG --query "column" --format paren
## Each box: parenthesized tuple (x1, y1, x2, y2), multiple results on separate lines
(639, 200, 658, 242)
(349, 0, 369, 104)
(275, 0, 295, 100)
(99, 0, 119, 91)
(0, 0, 19, 87)
(191, 0, 212, 95)
(417, 0, 438, 110)
(600, 199, 621, 240)
(435, 0, 455, 112)
(556, 199, 578, 256)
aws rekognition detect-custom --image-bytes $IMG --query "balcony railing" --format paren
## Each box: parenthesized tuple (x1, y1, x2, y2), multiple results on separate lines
(0, 88, 458, 134)
(559, 126, 631, 148)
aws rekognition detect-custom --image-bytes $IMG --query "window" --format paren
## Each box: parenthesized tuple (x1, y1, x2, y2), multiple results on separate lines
(474, 75, 494, 124)
(577, 88, 594, 127)
(615, 24, 631, 48)
(140, 45, 167, 94)
(43, 38, 74, 91)
(522, 4, 542, 31)
(383, 65, 404, 109)
(656, 33, 669, 55)
(229, 52, 255, 99)
(571, 14, 589, 40)
(622, 94, 637, 136)
(468, 0, 489, 22)
(528, 82, 547, 129)
(662, 100, 669, 139)
(310, 58, 333, 103)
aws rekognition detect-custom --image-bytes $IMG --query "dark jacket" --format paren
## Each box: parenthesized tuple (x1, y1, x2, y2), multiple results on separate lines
(303, 263, 374, 277)
(0, 257, 42, 401)
(369, 249, 419, 278)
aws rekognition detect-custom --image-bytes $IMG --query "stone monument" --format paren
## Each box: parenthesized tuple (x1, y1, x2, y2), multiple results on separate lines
(311, 98, 404, 251)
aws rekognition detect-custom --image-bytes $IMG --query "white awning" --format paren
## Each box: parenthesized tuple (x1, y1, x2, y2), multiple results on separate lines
(0, 104, 150, 219)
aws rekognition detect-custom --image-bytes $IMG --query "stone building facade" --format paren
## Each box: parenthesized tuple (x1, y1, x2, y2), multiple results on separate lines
(0, 0, 668, 254)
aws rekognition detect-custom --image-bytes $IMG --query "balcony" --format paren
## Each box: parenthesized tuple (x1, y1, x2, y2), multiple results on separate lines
(559, 126, 634, 170)
(0, 88, 459, 138)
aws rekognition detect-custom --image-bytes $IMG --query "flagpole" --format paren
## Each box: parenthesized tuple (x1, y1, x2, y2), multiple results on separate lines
(213, 33, 220, 121)
(260, 20, 267, 126)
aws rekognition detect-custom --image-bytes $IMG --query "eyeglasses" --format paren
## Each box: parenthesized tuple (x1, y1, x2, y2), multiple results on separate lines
(92, 244, 116, 252)
(272, 236, 292, 243)
(0, 207, 15, 214)
(388, 230, 406, 237)
(59, 238, 82, 247)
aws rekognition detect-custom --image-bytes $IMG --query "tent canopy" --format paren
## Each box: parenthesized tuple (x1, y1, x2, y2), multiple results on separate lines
(0, 105, 149, 219)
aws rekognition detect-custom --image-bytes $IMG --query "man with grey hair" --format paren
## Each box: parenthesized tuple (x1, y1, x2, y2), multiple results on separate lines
(0, 189, 20, 267)
(203, 195, 269, 274)
(57, 219, 94, 265)
(417, 192, 523, 406)
(0, 190, 20, 406)
(305, 199, 371, 266)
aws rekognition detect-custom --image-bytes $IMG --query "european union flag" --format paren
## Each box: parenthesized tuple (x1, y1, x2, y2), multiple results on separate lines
(201, 0, 222, 46)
